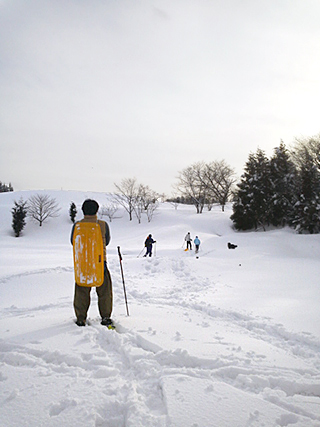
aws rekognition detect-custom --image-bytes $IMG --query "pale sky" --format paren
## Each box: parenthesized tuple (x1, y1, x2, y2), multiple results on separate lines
(1, 0, 320, 195)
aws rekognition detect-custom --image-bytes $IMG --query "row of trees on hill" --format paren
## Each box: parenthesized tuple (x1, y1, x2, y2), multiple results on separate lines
(0, 182, 14, 192)
(11, 184, 161, 237)
(231, 136, 320, 233)
(169, 134, 320, 234)
(5, 133, 320, 235)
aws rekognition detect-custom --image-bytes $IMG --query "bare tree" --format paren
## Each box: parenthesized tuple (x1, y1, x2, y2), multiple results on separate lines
(114, 178, 138, 221)
(133, 191, 144, 223)
(114, 178, 160, 223)
(146, 200, 159, 222)
(175, 162, 208, 213)
(203, 160, 236, 211)
(28, 194, 61, 226)
(138, 184, 159, 210)
(169, 200, 179, 210)
(175, 160, 236, 213)
(100, 203, 119, 222)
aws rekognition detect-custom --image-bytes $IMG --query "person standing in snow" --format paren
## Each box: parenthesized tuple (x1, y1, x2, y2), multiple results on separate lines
(185, 232, 192, 250)
(70, 199, 113, 327)
(194, 236, 201, 253)
(144, 234, 156, 257)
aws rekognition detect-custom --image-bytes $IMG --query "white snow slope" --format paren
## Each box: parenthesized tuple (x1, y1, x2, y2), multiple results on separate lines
(1, 190, 320, 427)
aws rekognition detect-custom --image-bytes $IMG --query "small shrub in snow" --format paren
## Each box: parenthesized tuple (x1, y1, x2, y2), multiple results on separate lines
(12, 198, 27, 237)
(69, 202, 77, 223)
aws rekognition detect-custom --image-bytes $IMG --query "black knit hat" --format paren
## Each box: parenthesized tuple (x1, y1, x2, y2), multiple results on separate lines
(82, 199, 99, 215)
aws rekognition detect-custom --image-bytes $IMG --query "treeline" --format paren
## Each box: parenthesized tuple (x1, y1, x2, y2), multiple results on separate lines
(9, 182, 162, 237)
(4, 133, 320, 235)
(170, 133, 320, 234)
(0, 181, 13, 192)
(231, 136, 320, 233)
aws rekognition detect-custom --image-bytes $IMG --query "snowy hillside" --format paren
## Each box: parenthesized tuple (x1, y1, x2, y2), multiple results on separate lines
(0, 190, 320, 427)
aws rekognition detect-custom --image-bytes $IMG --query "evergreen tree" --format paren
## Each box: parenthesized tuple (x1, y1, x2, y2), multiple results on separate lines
(269, 142, 298, 227)
(231, 149, 271, 230)
(69, 202, 77, 223)
(232, 134, 320, 234)
(12, 198, 27, 237)
(290, 146, 320, 233)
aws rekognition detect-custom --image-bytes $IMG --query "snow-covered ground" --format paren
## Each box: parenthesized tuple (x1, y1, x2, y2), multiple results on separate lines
(0, 190, 320, 427)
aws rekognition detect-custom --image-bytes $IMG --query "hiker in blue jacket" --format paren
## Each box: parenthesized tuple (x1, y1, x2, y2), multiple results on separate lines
(194, 236, 201, 253)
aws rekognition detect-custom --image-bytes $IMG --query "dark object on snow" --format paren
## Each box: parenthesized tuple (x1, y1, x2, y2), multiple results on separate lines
(228, 242, 238, 249)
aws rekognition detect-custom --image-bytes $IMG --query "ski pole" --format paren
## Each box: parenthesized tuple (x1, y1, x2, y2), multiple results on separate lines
(154, 242, 156, 257)
(137, 247, 145, 258)
(117, 246, 129, 316)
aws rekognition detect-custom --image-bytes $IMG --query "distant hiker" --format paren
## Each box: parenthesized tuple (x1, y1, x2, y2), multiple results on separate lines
(194, 236, 201, 253)
(70, 199, 113, 328)
(144, 234, 156, 257)
(185, 232, 192, 250)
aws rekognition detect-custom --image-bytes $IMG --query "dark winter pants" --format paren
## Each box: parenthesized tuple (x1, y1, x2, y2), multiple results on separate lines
(73, 265, 113, 322)
(186, 241, 192, 250)
(144, 245, 152, 257)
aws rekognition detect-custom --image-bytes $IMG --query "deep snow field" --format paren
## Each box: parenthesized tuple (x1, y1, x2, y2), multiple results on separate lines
(0, 190, 320, 427)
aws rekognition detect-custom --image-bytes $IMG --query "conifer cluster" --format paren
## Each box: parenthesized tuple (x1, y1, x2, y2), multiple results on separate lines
(231, 137, 320, 233)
